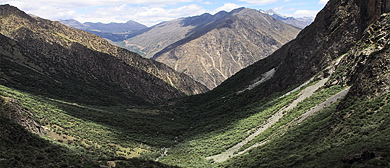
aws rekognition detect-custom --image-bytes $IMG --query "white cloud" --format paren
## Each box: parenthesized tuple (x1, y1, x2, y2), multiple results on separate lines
(73, 4, 207, 26)
(318, 0, 328, 5)
(4, 0, 194, 8)
(211, 3, 241, 14)
(3, 1, 77, 20)
(3, 0, 206, 26)
(292, 10, 319, 17)
(238, 0, 277, 5)
(199, 0, 213, 5)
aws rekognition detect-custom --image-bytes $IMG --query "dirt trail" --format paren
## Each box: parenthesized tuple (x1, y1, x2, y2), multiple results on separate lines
(206, 55, 347, 163)
(234, 87, 350, 157)
(206, 78, 329, 162)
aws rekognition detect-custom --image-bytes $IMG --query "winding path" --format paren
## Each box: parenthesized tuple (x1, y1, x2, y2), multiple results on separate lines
(234, 87, 350, 157)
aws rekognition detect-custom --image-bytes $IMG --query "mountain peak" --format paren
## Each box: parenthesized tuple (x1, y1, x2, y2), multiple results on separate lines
(0, 4, 31, 20)
(265, 9, 277, 15)
(260, 9, 313, 28)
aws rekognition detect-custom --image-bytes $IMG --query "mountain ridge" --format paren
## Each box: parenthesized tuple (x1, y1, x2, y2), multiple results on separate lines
(260, 9, 314, 29)
(59, 19, 147, 33)
(120, 10, 232, 59)
(0, 4, 208, 105)
(151, 8, 301, 89)
(59, 19, 148, 41)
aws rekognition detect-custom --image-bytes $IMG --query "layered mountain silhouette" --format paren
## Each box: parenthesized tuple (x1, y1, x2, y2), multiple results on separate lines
(261, 9, 314, 29)
(121, 11, 230, 59)
(0, 4, 208, 105)
(61, 8, 300, 89)
(60, 19, 148, 41)
(127, 8, 300, 89)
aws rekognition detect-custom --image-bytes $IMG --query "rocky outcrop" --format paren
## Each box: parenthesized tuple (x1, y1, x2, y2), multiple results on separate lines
(153, 8, 300, 89)
(0, 96, 45, 136)
(331, 13, 390, 101)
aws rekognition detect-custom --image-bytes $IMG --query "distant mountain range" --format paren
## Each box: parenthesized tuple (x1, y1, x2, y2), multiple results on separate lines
(57, 8, 309, 90)
(59, 19, 148, 41)
(60, 9, 301, 89)
(119, 11, 230, 59)
(122, 8, 301, 89)
(260, 9, 314, 29)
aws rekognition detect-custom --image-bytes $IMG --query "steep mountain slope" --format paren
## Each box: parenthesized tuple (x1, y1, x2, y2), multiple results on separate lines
(0, 4, 208, 105)
(221, 12, 390, 167)
(0, 85, 184, 167)
(261, 9, 314, 29)
(153, 8, 301, 89)
(120, 11, 229, 58)
(148, 0, 390, 167)
(204, 0, 390, 101)
(60, 19, 147, 41)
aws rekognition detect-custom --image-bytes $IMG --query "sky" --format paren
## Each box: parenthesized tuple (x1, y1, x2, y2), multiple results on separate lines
(1, 0, 329, 27)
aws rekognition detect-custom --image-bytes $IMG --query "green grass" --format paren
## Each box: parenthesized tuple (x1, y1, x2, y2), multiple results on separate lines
(219, 93, 390, 168)
(0, 85, 186, 164)
(238, 85, 346, 151)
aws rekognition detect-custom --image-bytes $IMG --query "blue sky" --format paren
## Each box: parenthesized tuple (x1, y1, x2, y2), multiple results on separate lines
(1, 0, 329, 26)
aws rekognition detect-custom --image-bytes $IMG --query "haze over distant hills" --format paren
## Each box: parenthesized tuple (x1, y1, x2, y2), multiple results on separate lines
(60, 19, 147, 33)
(60, 19, 147, 41)
(260, 9, 314, 29)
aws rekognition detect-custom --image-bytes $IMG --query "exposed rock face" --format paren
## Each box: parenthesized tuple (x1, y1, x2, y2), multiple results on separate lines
(0, 5, 209, 105)
(220, 0, 390, 99)
(0, 96, 45, 136)
(153, 8, 300, 89)
(331, 13, 390, 100)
